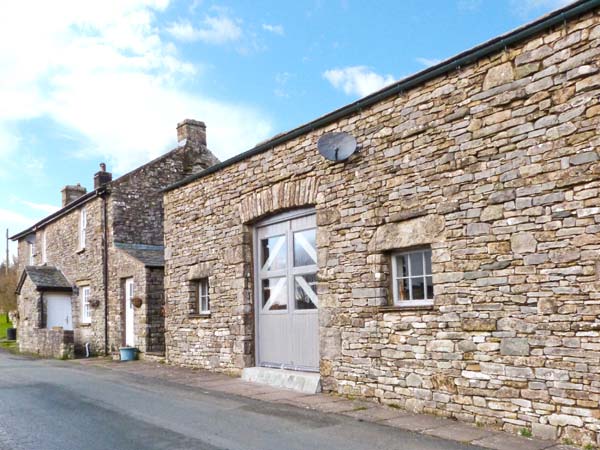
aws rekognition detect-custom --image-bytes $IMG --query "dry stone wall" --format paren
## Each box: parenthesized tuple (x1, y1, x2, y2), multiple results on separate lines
(164, 9, 600, 446)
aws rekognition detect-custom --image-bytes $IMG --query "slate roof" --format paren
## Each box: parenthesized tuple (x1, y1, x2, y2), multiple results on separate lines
(115, 243, 165, 268)
(163, 0, 599, 193)
(16, 266, 72, 294)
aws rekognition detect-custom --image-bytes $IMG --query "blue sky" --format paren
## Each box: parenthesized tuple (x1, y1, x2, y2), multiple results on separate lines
(0, 0, 572, 261)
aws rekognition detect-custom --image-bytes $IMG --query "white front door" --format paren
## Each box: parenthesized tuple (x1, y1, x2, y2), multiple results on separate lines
(46, 293, 73, 331)
(256, 211, 319, 371)
(125, 278, 135, 347)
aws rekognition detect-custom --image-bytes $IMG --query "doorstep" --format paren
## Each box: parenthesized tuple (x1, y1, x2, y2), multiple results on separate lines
(241, 366, 322, 394)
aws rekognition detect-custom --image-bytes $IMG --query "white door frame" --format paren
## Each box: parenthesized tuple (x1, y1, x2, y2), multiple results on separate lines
(253, 208, 319, 372)
(124, 278, 135, 347)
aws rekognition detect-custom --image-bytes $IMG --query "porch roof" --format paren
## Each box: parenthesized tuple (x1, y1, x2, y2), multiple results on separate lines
(16, 266, 72, 295)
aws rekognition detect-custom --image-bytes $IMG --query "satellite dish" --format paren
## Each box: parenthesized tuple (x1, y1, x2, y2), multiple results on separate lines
(317, 132, 357, 162)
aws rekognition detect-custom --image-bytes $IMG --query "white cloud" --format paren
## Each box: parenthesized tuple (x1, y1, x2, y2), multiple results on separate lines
(21, 201, 60, 215)
(457, 0, 482, 12)
(0, 1, 273, 175)
(0, 208, 38, 260)
(166, 15, 243, 44)
(416, 57, 442, 68)
(323, 66, 395, 98)
(262, 24, 284, 36)
(510, 0, 573, 16)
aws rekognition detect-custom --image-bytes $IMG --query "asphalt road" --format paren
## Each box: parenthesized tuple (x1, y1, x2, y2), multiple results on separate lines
(0, 352, 483, 450)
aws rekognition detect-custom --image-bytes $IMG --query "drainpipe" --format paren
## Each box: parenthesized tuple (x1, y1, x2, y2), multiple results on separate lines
(102, 193, 109, 355)
(40, 291, 44, 328)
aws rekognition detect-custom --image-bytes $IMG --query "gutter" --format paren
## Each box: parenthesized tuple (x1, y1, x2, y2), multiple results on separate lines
(163, 0, 600, 193)
(10, 187, 106, 241)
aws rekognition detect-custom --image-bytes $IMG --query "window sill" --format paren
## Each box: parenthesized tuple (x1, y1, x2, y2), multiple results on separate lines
(79, 322, 91, 327)
(76, 248, 86, 254)
(189, 313, 211, 319)
(379, 303, 434, 312)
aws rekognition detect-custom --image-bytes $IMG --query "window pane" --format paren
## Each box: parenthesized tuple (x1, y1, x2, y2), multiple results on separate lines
(261, 236, 287, 271)
(262, 278, 287, 311)
(200, 296, 209, 312)
(395, 254, 409, 278)
(293, 229, 317, 267)
(410, 252, 424, 277)
(424, 249, 432, 275)
(426, 276, 433, 299)
(412, 277, 425, 300)
(294, 274, 317, 310)
(396, 279, 410, 302)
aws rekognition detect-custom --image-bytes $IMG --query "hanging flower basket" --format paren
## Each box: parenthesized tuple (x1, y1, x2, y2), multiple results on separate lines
(132, 297, 143, 308)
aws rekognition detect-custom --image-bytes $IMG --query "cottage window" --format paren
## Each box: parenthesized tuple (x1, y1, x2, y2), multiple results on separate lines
(81, 286, 91, 324)
(41, 230, 47, 264)
(79, 207, 87, 250)
(197, 278, 210, 314)
(28, 242, 34, 265)
(391, 248, 433, 306)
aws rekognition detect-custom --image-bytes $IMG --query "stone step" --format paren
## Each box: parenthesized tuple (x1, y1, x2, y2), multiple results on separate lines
(241, 367, 322, 394)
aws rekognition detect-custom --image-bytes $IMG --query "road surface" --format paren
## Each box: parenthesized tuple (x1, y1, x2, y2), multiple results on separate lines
(0, 351, 483, 450)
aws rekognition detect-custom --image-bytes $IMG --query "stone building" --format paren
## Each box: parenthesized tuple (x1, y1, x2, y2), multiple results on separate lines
(163, 1, 600, 446)
(12, 120, 218, 359)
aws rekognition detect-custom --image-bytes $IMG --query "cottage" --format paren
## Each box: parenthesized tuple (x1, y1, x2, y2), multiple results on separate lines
(163, 1, 600, 445)
(12, 120, 218, 359)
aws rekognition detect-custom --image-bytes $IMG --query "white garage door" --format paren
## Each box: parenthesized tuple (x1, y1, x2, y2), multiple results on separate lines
(46, 293, 73, 331)
(255, 210, 319, 372)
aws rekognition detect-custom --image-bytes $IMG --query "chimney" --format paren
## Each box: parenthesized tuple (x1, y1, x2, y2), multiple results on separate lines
(61, 184, 87, 207)
(177, 119, 206, 146)
(94, 162, 112, 189)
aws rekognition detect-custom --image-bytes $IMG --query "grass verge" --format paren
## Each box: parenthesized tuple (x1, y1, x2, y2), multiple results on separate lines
(0, 314, 12, 340)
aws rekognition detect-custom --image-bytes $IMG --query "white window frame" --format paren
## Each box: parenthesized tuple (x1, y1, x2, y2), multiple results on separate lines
(198, 278, 210, 314)
(28, 242, 34, 265)
(81, 286, 91, 324)
(79, 207, 87, 250)
(41, 230, 47, 264)
(391, 248, 434, 306)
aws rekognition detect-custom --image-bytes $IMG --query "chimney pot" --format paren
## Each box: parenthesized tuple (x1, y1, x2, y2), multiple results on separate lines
(177, 119, 206, 146)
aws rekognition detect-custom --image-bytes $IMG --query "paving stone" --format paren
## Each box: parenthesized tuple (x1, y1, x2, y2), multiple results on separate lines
(471, 433, 554, 450)
(381, 414, 454, 432)
(423, 423, 490, 442)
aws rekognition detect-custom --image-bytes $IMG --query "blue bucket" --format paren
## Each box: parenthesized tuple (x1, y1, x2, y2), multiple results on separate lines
(119, 347, 137, 361)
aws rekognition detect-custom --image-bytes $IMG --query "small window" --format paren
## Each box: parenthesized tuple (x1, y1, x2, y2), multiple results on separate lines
(81, 286, 91, 323)
(197, 278, 210, 314)
(391, 248, 433, 306)
(41, 230, 47, 264)
(28, 242, 34, 265)
(79, 207, 87, 250)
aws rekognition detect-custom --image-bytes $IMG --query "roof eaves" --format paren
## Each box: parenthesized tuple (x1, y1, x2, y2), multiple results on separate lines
(10, 187, 107, 241)
(163, 0, 600, 193)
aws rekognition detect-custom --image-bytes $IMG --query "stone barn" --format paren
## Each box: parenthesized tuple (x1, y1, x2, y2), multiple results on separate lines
(163, 1, 600, 445)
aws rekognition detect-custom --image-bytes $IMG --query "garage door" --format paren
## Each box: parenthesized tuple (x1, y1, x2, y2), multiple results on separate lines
(255, 210, 319, 371)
